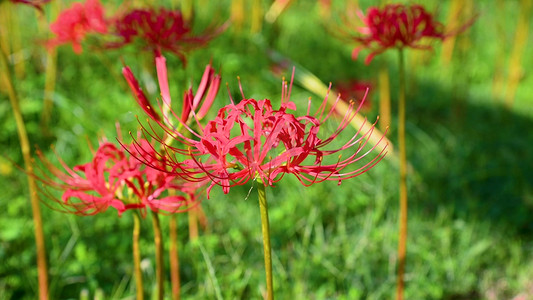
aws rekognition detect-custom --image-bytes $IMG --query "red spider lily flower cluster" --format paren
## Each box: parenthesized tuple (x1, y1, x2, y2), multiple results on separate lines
(34, 139, 195, 216)
(350, 4, 472, 64)
(128, 63, 387, 198)
(48, 0, 107, 54)
(110, 8, 224, 63)
(10, 0, 51, 12)
(335, 79, 373, 110)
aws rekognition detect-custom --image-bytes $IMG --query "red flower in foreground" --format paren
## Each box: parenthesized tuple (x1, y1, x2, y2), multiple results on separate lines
(122, 54, 220, 125)
(35, 139, 194, 216)
(111, 8, 224, 63)
(350, 4, 474, 64)
(48, 0, 107, 53)
(131, 71, 387, 198)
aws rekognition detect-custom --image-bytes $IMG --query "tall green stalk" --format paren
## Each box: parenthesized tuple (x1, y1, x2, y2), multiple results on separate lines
(257, 181, 273, 300)
(396, 48, 408, 300)
(133, 213, 144, 300)
(1, 45, 49, 300)
(169, 215, 181, 300)
(151, 212, 164, 300)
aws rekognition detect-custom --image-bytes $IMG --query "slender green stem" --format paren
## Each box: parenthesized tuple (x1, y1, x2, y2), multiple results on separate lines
(40, 0, 59, 135)
(40, 47, 57, 136)
(169, 215, 181, 300)
(257, 181, 274, 300)
(133, 213, 144, 300)
(151, 212, 164, 300)
(188, 206, 199, 241)
(1, 43, 49, 300)
(396, 48, 408, 300)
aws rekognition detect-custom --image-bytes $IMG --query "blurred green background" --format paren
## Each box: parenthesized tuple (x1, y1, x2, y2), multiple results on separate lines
(1, 0, 532, 299)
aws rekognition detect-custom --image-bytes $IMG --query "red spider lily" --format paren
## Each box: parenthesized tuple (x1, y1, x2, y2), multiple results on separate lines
(350, 4, 473, 64)
(110, 7, 225, 64)
(335, 79, 373, 110)
(34, 139, 194, 216)
(122, 53, 220, 127)
(10, 0, 51, 12)
(47, 0, 107, 54)
(121, 54, 220, 197)
(136, 72, 388, 198)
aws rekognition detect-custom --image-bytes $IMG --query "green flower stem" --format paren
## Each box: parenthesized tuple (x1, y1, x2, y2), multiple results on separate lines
(1, 44, 49, 300)
(188, 206, 199, 241)
(257, 181, 274, 300)
(396, 48, 408, 300)
(133, 213, 144, 300)
(40, 47, 57, 136)
(40, 0, 59, 135)
(151, 212, 164, 300)
(169, 215, 181, 300)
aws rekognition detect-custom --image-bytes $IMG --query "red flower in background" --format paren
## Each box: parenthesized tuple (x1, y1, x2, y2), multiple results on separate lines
(111, 8, 224, 63)
(48, 0, 107, 53)
(35, 139, 194, 216)
(350, 4, 474, 64)
(335, 79, 373, 110)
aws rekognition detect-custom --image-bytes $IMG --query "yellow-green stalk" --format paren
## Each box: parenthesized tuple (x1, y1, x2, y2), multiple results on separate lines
(169, 215, 181, 300)
(505, 0, 531, 108)
(41, 0, 61, 134)
(0, 43, 49, 300)
(378, 66, 391, 133)
(250, 0, 263, 33)
(257, 180, 274, 300)
(440, 0, 463, 65)
(133, 213, 144, 300)
(231, 0, 245, 32)
(491, 0, 506, 102)
(396, 48, 407, 300)
(151, 212, 164, 300)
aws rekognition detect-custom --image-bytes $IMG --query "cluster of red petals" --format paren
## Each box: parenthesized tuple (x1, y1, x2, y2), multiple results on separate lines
(10, 0, 51, 12)
(130, 67, 387, 198)
(48, 0, 107, 54)
(111, 8, 222, 63)
(122, 54, 220, 125)
(35, 139, 194, 216)
(351, 4, 449, 64)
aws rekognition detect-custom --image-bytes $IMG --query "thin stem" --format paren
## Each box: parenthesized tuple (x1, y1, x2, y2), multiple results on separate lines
(396, 48, 408, 300)
(169, 215, 181, 300)
(41, 48, 57, 136)
(133, 213, 144, 300)
(0, 43, 49, 300)
(188, 206, 199, 241)
(151, 212, 164, 300)
(505, 0, 531, 107)
(257, 181, 274, 300)
(40, 0, 59, 135)
(378, 65, 391, 133)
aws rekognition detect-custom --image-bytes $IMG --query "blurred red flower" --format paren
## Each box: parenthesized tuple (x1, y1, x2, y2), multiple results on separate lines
(48, 0, 107, 54)
(335, 79, 373, 110)
(110, 8, 225, 63)
(350, 4, 474, 64)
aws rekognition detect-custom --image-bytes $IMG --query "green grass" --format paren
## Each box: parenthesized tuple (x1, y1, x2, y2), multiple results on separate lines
(1, 0, 533, 299)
